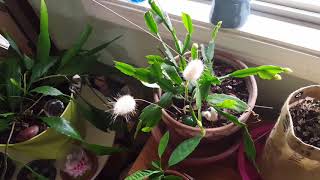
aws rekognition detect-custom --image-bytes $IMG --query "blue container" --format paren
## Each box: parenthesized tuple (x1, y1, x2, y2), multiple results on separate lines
(130, 0, 145, 3)
(209, 0, 250, 28)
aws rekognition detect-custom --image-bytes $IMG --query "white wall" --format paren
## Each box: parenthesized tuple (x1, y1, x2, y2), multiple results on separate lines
(29, 0, 313, 110)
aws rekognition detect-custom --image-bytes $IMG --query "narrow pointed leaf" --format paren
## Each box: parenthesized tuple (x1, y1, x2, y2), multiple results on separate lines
(82, 142, 124, 156)
(37, 0, 51, 63)
(168, 135, 202, 167)
(145, 11, 158, 34)
(243, 127, 257, 166)
(158, 131, 169, 158)
(207, 94, 248, 113)
(84, 35, 122, 56)
(181, 12, 193, 33)
(30, 86, 64, 96)
(59, 25, 92, 69)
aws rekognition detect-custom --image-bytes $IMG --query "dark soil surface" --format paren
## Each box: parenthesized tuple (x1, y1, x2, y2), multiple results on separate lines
(172, 60, 249, 128)
(291, 97, 320, 147)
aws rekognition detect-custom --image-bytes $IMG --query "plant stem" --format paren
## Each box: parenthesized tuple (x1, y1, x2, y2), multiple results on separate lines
(22, 95, 44, 114)
(1, 122, 16, 180)
(184, 81, 189, 108)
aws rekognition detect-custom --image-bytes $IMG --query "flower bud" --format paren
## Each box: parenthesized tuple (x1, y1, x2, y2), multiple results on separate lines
(183, 59, 204, 81)
(273, 74, 282, 80)
(283, 68, 293, 73)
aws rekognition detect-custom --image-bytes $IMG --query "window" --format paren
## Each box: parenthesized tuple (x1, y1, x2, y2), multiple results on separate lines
(195, 0, 320, 25)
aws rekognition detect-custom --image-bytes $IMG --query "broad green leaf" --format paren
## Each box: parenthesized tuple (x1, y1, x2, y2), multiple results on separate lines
(82, 142, 124, 156)
(168, 135, 202, 167)
(114, 61, 155, 83)
(230, 65, 290, 79)
(145, 11, 159, 34)
(150, 62, 163, 79)
(158, 131, 169, 158)
(84, 35, 122, 56)
(156, 78, 180, 94)
(211, 21, 222, 42)
(41, 117, 82, 141)
(207, 94, 248, 113)
(139, 104, 162, 132)
(37, 0, 51, 63)
(162, 64, 183, 85)
(163, 175, 183, 180)
(9, 78, 23, 92)
(4, 57, 21, 110)
(215, 108, 245, 127)
(191, 43, 198, 60)
(125, 170, 161, 180)
(182, 33, 191, 54)
(243, 127, 257, 167)
(23, 55, 34, 70)
(158, 92, 173, 108)
(181, 12, 193, 33)
(30, 86, 64, 96)
(59, 25, 92, 69)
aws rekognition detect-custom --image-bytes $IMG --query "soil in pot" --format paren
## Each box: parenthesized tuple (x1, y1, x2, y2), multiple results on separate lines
(0, 83, 70, 144)
(291, 97, 320, 147)
(170, 60, 249, 128)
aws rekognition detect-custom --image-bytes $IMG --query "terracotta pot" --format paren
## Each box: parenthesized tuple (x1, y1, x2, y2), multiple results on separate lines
(164, 170, 193, 180)
(154, 50, 258, 142)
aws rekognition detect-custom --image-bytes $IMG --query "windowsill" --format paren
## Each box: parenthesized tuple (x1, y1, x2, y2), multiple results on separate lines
(82, 0, 320, 82)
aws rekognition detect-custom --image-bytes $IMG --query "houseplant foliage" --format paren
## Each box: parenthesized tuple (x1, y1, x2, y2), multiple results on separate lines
(126, 131, 190, 180)
(0, 0, 122, 178)
(114, 0, 292, 166)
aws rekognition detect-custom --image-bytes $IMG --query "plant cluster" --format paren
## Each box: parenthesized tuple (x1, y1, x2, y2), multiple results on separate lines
(115, 0, 292, 166)
(0, 0, 122, 178)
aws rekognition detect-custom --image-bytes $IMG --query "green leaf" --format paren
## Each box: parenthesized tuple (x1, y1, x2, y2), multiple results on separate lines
(205, 41, 215, 63)
(84, 35, 122, 56)
(30, 57, 57, 84)
(162, 64, 182, 85)
(139, 104, 162, 132)
(41, 117, 82, 141)
(24, 164, 49, 180)
(230, 65, 289, 79)
(191, 43, 198, 60)
(182, 33, 191, 54)
(37, 0, 51, 63)
(163, 175, 182, 180)
(158, 92, 173, 108)
(200, 44, 208, 62)
(168, 135, 202, 167)
(82, 142, 124, 156)
(146, 55, 165, 64)
(145, 11, 159, 34)
(151, 160, 161, 169)
(181, 12, 193, 33)
(158, 131, 169, 158)
(197, 70, 221, 99)
(207, 94, 248, 113)
(211, 21, 222, 42)
(0, 112, 15, 118)
(59, 25, 92, 69)
(30, 86, 64, 96)
(215, 108, 245, 127)
(125, 170, 161, 180)
(243, 127, 257, 168)
(4, 57, 21, 109)
(114, 61, 155, 83)
(23, 55, 34, 70)
(0, 119, 10, 132)
(195, 83, 202, 110)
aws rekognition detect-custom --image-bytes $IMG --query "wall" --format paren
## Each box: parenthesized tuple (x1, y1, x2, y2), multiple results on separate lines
(28, 0, 314, 111)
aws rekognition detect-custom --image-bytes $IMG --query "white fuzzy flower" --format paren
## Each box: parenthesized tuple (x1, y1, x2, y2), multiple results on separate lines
(202, 107, 218, 122)
(112, 95, 136, 120)
(183, 59, 204, 81)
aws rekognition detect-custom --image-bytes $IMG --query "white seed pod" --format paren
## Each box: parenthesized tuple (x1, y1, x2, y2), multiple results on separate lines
(112, 95, 136, 120)
(202, 107, 218, 122)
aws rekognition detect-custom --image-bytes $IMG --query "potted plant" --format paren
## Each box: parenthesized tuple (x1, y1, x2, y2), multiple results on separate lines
(260, 85, 320, 180)
(114, 0, 292, 166)
(0, 0, 123, 178)
(126, 131, 192, 180)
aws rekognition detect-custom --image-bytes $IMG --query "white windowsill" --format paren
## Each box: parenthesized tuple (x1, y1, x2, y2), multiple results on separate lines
(82, 0, 320, 83)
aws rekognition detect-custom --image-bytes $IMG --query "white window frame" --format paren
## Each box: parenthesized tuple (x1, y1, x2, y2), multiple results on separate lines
(257, 0, 320, 13)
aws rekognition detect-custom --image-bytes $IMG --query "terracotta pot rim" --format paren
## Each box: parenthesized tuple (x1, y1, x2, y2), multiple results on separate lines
(154, 50, 258, 133)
